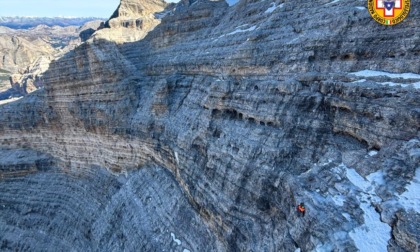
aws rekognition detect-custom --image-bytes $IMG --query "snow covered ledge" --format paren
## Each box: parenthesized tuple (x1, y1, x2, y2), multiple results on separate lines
(350, 70, 420, 89)
(295, 137, 419, 251)
(345, 167, 391, 251)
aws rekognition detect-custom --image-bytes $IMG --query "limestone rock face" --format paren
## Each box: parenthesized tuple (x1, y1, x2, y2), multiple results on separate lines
(92, 0, 168, 43)
(109, 0, 167, 18)
(0, 0, 419, 251)
(0, 34, 55, 74)
(8, 56, 50, 95)
(0, 149, 54, 179)
(0, 24, 80, 97)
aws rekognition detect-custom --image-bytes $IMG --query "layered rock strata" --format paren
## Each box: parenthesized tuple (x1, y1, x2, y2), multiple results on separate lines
(0, 0, 419, 251)
(92, 0, 168, 43)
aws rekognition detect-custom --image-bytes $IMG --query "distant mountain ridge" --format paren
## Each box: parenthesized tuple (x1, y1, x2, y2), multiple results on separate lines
(0, 16, 106, 29)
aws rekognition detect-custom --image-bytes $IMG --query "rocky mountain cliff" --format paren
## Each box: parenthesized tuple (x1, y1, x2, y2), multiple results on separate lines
(0, 0, 419, 251)
(0, 20, 104, 98)
(92, 0, 169, 43)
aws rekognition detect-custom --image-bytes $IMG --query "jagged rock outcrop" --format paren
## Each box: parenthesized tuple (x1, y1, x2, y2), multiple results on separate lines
(0, 0, 419, 251)
(79, 20, 104, 42)
(92, 0, 168, 43)
(390, 211, 420, 251)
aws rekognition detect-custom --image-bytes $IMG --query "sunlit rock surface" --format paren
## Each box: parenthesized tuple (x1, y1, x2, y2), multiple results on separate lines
(0, 0, 419, 251)
(92, 0, 168, 43)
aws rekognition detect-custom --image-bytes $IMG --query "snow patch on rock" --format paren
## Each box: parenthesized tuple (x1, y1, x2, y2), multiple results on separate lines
(326, 0, 342, 5)
(378, 82, 420, 89)
(171, 232, 182, 246)
(265, 3, 284, 14)
(397, 168, 420, 212)
(351, 70, 420, 80)
(174, 151, 179, 165)
(346, 168, 391, 252)
(0, 96, 23, 105)
(227, 25, 257, 36)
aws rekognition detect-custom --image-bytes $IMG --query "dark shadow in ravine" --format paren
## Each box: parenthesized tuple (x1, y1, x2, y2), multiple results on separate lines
(0, 88, 22, 104)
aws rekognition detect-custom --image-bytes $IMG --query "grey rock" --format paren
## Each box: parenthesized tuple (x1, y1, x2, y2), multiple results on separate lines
(0, 0, 419, 251)
(93, 0, 168, 43)
(79, 20, 104, 42)
(391, 211, 420, 252)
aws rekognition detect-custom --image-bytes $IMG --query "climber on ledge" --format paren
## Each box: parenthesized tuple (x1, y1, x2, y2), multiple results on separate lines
(297, 202, 305, 217)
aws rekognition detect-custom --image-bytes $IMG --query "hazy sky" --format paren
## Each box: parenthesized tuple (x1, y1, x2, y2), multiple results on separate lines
(0, 0, 180, 18)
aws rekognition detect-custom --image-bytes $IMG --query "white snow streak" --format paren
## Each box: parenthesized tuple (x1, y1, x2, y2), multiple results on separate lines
(265, 3, 284, 14)
(0, 96, 23, 105)
(170, 233, 182, 246)
(351, 78, 366, 83)
(350, 201, 391, 252)
(227, 25, 257, 36)
(350, 70, 420, 89)
(331, 194, 345, 206)
(398, 168, 420, 212)
(366, 170, 385, 187)
(377, 82, 420, 89)
(342, 213, 351, 221)
(351, 70, 420, 80)
(368, 150, 378, 156)
(355, 6, 366, 10)
(174, 151, 179, 165)
(414, 82, 420, 89)
(346, 168, 371, 192)
(265, 3, 277, 13)
(326, 0, 342, 5)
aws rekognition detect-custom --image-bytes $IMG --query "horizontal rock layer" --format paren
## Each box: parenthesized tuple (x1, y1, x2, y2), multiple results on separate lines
(0, 0, 419, 251)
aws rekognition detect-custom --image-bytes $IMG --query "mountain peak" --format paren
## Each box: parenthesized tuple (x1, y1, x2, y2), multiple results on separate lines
(94, 0, 168, 43)
(110, 0, 168, 19)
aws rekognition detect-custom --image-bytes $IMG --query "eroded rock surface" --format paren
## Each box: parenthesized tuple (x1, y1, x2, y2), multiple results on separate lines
(92, 0, 168, 43)
(0, 0, 419, 251)
(0, 20, 104, 97)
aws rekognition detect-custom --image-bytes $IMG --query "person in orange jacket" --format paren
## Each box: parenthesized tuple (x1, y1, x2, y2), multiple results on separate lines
(297, 202, 305, 217)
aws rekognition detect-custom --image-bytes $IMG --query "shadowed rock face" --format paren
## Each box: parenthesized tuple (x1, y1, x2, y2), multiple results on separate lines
(0, 164, 222, 251)
(0, 0, 419, 251)
(79, 20, 104, 42)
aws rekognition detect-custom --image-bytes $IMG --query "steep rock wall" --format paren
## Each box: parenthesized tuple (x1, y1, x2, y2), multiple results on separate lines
(93, 0, 168, 43)
(0, 0, 419, 251)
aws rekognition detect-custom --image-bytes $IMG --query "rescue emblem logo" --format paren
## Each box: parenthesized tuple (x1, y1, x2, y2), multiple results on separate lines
(368, 0, 410, 25)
